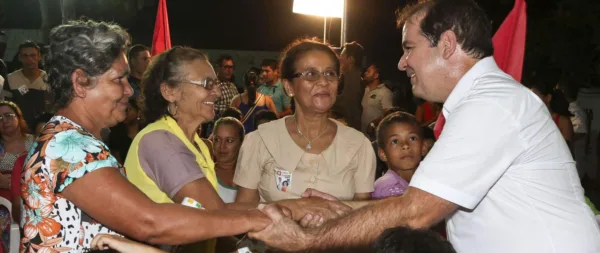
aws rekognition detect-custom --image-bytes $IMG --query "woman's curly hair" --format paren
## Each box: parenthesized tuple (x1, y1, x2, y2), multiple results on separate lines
(44, 19, 130, 109)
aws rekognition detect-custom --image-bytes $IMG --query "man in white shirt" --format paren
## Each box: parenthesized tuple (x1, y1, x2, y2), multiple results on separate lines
(248, 1, 600, 252)
(361, 62, 393, 134)
(8, 40, 50, 125)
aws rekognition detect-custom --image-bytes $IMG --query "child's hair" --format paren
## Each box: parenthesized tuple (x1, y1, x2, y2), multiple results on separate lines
(373, 226, 456, 253)
(221, 107, 243, 120)
(422, 126, 435, 141)
(214, 116, 245, 140)
(377, 112, 422, 147)
(254, 110, 277, 129)
(367, 107, 405, 140)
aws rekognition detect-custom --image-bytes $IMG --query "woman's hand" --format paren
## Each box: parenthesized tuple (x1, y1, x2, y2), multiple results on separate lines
(91, 234, 166, 253)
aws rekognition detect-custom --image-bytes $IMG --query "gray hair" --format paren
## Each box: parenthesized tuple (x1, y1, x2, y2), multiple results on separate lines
(45, 19, 131, 109)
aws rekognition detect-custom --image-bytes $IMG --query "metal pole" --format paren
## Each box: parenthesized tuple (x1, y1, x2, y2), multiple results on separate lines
(340, 0, 347, 47)
(323, 16, 328, 43)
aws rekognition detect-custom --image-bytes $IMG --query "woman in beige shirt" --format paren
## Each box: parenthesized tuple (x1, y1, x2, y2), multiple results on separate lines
(234, 39, 375, 204)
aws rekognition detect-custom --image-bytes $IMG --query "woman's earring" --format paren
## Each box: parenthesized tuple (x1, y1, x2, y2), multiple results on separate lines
(167, 102, 178, 116)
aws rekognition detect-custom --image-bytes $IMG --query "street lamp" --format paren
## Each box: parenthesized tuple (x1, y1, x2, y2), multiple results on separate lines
(292, 0, 347, 47)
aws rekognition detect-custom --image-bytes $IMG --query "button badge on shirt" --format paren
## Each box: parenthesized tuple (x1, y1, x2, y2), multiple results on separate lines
(274, 168, 292, 192)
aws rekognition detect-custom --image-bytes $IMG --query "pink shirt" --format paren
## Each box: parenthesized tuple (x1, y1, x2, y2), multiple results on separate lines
(372, 170, 409, 199)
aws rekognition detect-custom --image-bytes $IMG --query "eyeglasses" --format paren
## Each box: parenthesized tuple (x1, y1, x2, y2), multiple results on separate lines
(0, 113, 16, 121)
(291, 69, 339, 82)
(181, 78, 221, 90)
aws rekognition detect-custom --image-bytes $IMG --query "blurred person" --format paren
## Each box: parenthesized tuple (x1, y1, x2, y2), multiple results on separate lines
(127, 44, 151, 98)
(8, 41, 51, 127)
(361, 62, 393, 133)
(333, 41, 366, 131)
(231, 67, 277, 133)
(258, 59, 292, 117)
(214, 55, 240, 117)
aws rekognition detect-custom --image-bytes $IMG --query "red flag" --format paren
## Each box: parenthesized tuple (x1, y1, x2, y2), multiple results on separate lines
(151, 0, 171, 56)
(492, 0, 527, 82)
(434, 0, 527, 139)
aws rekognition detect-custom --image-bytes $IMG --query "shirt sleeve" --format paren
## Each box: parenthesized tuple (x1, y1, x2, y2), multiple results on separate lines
(409, 100, 524, 209)
(233, 132, 265, 190)
(46, 130, 122, 193)
(380, 89, 394, 110)
(137, 130, 206, 198)
(354, 136, 377, 193)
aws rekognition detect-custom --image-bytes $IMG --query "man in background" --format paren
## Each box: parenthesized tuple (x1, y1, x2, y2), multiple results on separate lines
(127, 44, 151, 98)
(333, 41, 366, 131)
(8, 40, 50, 127)
(258, 59, 292, 118)
(361, 62, 393, 134)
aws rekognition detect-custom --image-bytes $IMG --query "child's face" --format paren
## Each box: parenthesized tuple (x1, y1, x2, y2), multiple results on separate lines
(378, 122, 425, 171)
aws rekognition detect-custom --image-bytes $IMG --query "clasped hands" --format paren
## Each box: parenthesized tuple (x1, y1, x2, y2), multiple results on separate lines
(248, 189, 350, 251)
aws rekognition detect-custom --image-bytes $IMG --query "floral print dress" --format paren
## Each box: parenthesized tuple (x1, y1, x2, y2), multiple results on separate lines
(20, 116, 123, 252)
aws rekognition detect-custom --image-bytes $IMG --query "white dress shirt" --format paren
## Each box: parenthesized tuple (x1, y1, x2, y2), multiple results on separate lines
(410, 57, 600, 253)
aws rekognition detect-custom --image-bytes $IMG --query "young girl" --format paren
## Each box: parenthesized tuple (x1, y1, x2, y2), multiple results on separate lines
(372, 112, 425, 199)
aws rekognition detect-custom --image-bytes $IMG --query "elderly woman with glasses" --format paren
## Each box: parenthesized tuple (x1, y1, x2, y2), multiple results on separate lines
(234, 39, 376, 227)
(20, 20, 271, 253)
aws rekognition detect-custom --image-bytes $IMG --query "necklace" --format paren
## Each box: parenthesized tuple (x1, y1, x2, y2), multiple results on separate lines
(294, 115, 328, 150)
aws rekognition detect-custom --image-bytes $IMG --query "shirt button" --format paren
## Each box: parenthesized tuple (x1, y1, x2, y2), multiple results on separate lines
(309, 177, 317, 183)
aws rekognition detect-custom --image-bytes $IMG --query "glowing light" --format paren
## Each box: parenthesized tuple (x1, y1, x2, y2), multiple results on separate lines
(292, 0, 344, 18)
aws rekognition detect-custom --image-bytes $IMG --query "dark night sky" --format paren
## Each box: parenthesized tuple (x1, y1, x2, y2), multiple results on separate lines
(125, 0, 519, 81)
(4, 0, 576, 83)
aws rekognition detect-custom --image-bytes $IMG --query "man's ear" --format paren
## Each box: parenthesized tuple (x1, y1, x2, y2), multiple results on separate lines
(438, 30, 458, 60)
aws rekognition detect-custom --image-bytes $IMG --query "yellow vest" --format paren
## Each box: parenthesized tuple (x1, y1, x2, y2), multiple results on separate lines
(125, 116, 217, 253)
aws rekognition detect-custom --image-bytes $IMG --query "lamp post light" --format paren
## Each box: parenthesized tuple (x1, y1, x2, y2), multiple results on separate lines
(292, 0, 347, 47)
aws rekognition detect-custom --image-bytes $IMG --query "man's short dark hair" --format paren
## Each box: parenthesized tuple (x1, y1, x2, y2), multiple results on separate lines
(217, 54, 234, 67)
(366, 60, 382, 78)
(373, 227, 456, 253)
(343, 41, 365, 68)
(18, 40, 40, 54)
(127, 44, 149, 62)
(557, 75, 580, 101)
(396, 0, 493, 59)
(261, 58, 278, 71)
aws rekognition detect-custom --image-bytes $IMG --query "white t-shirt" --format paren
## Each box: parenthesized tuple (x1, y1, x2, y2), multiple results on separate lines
(8, 69, 48, 91)
(410, 57, 600, 253)
(217, 180, 237, 203)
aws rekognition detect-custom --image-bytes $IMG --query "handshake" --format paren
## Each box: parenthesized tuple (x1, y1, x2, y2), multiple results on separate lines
(244, 188, 354, 251)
